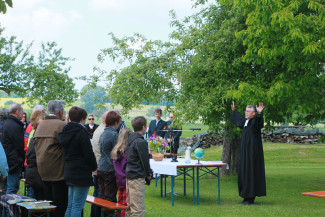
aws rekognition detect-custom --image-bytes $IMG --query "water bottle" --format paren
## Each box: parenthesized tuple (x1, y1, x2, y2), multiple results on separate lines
(185, 146, 191, 164)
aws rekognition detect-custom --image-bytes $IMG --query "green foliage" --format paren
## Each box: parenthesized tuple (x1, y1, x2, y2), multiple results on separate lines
(0, 27, 78, 105)
(4, 100, 14, 105)
(223, 0, 325, 125)
(0, 0, 12, 14)
(94, 32, 178, 115)
(80, 85, 107, 113)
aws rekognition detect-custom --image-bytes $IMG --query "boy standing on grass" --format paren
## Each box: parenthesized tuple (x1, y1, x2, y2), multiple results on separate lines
(126, 116, 152, 217)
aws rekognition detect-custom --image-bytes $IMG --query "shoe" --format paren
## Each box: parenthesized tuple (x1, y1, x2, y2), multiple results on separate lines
(241, 201, 254, 205)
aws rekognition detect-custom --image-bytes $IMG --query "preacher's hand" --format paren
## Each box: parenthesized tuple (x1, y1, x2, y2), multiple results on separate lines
(256, 102, 264, 113)
(231, 101, 235, 111)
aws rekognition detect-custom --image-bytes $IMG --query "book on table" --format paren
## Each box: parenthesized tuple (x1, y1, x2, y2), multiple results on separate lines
(30, 201, 52, 207)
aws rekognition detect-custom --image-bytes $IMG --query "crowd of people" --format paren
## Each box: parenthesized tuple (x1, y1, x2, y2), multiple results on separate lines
(0, 102, 181, 217)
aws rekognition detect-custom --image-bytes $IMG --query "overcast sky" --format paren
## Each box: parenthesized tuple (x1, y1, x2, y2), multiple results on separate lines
(0, 0, 205, 90)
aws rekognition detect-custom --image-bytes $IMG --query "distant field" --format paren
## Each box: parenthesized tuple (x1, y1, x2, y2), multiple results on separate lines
(0, 98, 29, 108)
(2, 98, 324, 134)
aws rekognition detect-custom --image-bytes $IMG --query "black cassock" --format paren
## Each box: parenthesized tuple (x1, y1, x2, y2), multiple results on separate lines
(231, 110, 266, 199)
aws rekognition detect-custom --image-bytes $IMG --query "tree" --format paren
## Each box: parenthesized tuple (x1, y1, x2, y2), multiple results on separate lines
(0, 27, 78, 105)
(95, 0, 325, 174)
(224, 0, 325, 124)
(80, 85, 107, 113)
(0, 0, 12, 14)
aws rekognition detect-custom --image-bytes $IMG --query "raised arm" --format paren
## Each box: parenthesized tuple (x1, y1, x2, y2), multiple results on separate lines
(256, 102, 264, 114)
(255, 102, 264, 129)
(230, 101, 245, 129)
(231, 101, 235, 111)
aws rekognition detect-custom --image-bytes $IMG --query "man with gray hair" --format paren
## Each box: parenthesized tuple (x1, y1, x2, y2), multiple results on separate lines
(34, 100, 67, 217)
(0, 104, 24, 194)
(231, 101, 266, 205)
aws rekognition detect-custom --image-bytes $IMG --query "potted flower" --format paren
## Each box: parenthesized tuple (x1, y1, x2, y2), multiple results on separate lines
(148, 136, 169, 161)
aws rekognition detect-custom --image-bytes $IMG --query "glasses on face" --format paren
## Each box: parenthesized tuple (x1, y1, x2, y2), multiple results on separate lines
(245, 110, 254, 113)
(169, 116, 174, 118)
(88, 118, 94, 120)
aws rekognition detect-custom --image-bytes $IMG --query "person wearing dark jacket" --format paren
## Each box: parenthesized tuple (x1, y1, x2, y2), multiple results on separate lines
(59, 107, 97, 217)
(147, 108, 167, 138)
(85, 114, 98, 139)
(165, 113, 182, 154)
(97, 111, 121, 206)
(126, 116, 151, 217)
(0, 103, 24, 194)
(230, 101, 266, 205)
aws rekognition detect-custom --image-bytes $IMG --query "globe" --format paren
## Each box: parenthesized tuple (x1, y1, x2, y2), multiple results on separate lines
(194, 148, 205, 159)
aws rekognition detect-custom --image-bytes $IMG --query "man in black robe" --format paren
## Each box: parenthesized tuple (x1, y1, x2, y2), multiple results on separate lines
(230, 101, 266, 205)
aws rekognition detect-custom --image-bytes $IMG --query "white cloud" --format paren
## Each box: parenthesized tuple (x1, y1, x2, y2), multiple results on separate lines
(31, 8, 67, 36)
(0, 3, 83, 42)
(14, 0, 45, 10)
(91, 0, 120, 10)
(69, 10, 82, 21)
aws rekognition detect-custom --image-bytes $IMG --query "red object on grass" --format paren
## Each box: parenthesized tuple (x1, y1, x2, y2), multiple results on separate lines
(302, 191, 325, 198)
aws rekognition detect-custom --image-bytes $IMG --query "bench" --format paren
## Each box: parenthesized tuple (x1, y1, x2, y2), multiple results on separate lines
(16, 202, 56, 217)
(85, 195, 128, 217)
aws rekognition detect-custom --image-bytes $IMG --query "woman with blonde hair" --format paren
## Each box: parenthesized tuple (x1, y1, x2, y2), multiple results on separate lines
(111, 128, 131, 217)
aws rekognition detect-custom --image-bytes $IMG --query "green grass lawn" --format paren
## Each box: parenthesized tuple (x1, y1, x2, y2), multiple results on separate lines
(18, 142, 325, 216)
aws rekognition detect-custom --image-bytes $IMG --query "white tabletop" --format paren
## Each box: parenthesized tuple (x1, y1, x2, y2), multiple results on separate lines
(150, 158, 228, 176)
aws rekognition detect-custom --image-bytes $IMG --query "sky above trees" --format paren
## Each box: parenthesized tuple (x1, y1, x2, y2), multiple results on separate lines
(0, 0, 206, 90)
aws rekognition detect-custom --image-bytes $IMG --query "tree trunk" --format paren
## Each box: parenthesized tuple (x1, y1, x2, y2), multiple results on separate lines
(221, 125, 240, 175)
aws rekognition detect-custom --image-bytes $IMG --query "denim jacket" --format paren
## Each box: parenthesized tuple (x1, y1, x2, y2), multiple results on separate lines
(98, 127, 118, 173)
(0, 141, 9, 178)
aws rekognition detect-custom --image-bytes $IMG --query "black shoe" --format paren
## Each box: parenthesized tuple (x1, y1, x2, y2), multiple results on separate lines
(241, 201, 254, 205)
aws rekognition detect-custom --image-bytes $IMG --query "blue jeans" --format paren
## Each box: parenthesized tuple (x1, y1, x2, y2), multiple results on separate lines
(6, 167, 22, 194)
(65, 185, 89, 217)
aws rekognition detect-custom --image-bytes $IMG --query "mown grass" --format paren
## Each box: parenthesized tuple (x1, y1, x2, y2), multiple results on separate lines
(18, 142, 325, 216)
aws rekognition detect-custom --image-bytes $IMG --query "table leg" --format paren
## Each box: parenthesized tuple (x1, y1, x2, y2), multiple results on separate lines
(164, 175, 167, 197)
(155, 173, 157, 187)
(183, 168, 186, 196)
(160, 175, 163, 197)
(197, 167, 200, 205)
(193, 168, 195, 205)
(218, 167, 220, 204)
(171, 176, 175, 207)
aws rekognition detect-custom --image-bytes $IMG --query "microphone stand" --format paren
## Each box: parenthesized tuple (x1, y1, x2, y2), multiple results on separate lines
(169, 131, 178, 162)
(160, 128, 202, 163)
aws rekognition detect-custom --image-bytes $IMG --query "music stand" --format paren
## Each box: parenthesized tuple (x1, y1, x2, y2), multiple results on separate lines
(160, 128, 201, 163)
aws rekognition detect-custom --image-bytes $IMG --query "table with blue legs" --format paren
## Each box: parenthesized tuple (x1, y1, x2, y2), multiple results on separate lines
(150, 158, 228, 206)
